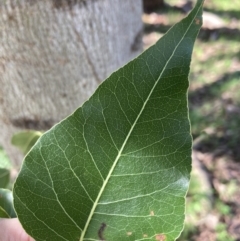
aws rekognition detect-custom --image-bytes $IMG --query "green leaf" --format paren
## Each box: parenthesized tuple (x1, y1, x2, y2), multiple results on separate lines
(0, 169, 10, 189)
(0, 189, 16, 218)
(0, 147, 11, 188)
(13, 1, 203, 241)
(0, 206, 10, 218)
(11, 130, 42, 155)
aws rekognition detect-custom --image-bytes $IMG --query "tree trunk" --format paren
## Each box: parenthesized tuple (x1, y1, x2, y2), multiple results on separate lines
(0, 0, 143, 167)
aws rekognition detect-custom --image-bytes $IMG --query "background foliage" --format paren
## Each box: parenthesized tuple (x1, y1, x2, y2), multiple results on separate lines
(143, 0, 240, 240)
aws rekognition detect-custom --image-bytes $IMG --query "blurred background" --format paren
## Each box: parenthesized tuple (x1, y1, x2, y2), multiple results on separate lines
(142, 0, 240, 240)
(1, 0, 240, 240)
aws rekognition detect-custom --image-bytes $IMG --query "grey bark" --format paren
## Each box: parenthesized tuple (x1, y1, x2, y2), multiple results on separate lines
(0, 0, 143, 167)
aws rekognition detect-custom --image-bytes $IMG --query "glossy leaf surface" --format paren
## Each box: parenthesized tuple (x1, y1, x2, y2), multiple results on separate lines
(14, 1, 203, 240)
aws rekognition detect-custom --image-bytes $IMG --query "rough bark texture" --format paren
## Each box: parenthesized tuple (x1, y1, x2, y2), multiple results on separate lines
(0, 0, 143, 166)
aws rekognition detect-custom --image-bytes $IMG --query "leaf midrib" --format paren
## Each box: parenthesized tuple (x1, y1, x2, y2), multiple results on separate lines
(79, 4, 202, 240)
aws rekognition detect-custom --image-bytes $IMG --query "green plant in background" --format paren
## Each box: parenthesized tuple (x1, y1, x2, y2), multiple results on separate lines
(0, 146, 11, 189)
(0, 130, 42, 191)
(0, 131, 42, 219)
(0, 131, 41, 218)
(0, 189, 16, 218)
(0, 148, 16, 219)
(216, 223, 235, 241)
(11, 130, 43, 156)
(0, 0, 204, 240)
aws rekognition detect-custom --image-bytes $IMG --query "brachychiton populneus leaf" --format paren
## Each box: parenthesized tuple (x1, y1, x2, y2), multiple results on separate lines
(13, 1, 203, 240)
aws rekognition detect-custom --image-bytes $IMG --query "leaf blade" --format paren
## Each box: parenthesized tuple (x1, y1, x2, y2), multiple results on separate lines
(14, 1, 203, 241)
